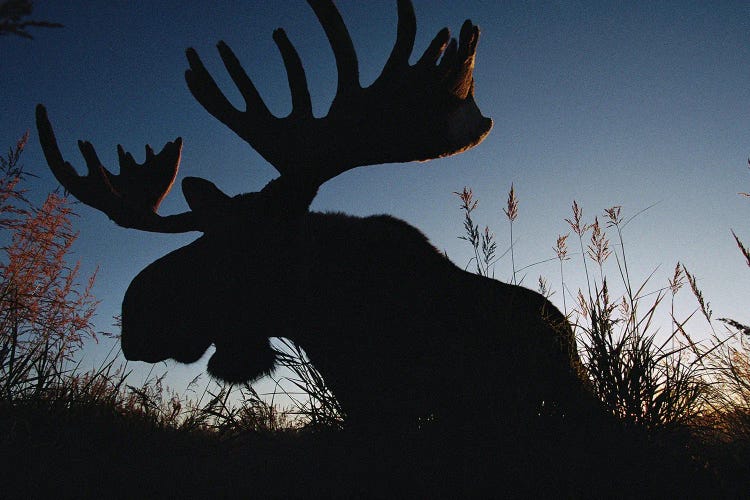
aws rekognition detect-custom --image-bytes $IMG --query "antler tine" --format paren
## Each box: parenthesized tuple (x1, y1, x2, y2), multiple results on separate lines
(437, 38, 458, 76)
(380, 0, 417, 77)
(35, 104, 197, 233)
(272, 28, 313, 120)
(415, 27, 451, 69)
(308, 0, 360, 100)
(186, 47, 265, 142)
(215, 41, 274, 124)
(37, 104, 112, 208)
(116, 142, 178, 212)
(453, 20, 481, 99)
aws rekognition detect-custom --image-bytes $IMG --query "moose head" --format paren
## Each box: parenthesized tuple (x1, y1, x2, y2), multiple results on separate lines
(36, 0, 589, 427)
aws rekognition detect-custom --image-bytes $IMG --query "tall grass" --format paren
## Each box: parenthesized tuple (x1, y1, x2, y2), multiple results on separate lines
(273, 338, 345, 429)
(570, 205, 709, 430)
(703, 172, 750, 441)
(0, 134, 299, 439)
(454, 186, 749, 438)
(0, 132, 98, 402)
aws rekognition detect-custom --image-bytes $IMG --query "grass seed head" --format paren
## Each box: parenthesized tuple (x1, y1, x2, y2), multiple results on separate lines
(503, 183, 518, 222)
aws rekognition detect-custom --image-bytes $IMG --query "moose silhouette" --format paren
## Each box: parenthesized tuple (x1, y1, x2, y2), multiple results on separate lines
(35, 0, 594, 430)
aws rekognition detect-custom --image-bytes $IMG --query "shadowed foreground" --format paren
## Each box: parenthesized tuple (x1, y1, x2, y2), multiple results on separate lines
(2, 401, 746, 498)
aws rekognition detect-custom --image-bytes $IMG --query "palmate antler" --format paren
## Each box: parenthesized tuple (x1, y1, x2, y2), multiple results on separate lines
(36, 0, 492, 231)
(36, 105, 196, 232)
(186, 0, 492, 182)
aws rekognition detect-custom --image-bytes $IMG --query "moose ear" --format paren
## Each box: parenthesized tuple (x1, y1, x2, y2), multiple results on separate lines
(182, 176, 230, 213)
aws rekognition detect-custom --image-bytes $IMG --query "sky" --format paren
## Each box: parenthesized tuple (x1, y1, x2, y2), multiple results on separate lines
(2, 1, 749, 399)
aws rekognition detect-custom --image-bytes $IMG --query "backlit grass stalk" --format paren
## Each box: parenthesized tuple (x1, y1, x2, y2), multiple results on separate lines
(503, 183, 518, 284)
(565, 200, 593, 299)
(554, 233, 570, 316)
(454, 187, 509, 279)
(273, 337, 345, 429)
(454, 187, 498, 277)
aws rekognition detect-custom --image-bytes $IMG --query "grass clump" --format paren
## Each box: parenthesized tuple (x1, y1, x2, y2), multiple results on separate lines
(454, 184, 750, 495)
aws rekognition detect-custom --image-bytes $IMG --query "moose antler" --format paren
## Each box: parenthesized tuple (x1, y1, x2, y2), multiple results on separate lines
(185, 0, 492, 187)
(35, 105, 197, 232)
(36, 0, 492, 231)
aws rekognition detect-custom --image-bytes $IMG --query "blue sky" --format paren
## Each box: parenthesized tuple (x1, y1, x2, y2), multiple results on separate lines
(2, 1, 749, 395)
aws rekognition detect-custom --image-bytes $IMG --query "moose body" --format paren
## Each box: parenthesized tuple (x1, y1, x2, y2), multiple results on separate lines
(122, 207, 585, 426)
(36, 0, 594, 430)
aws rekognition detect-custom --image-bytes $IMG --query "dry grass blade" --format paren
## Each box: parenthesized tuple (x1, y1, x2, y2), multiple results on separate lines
(683, 266, 712, 324)
(273, 337, 344, 429)
(731, 230, 750, 268)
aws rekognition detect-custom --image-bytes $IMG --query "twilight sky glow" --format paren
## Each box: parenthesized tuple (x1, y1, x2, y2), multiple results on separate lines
(2, 1, 749, 396)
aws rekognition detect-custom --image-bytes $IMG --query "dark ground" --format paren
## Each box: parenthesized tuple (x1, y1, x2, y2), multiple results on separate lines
(1, 403, 748, 499)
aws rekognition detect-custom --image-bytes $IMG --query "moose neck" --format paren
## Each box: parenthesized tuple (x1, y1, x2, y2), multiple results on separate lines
(259, 176, 319, 219)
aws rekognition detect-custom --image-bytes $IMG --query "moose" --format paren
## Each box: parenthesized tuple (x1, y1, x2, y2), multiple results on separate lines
(35, 0, 594, 431)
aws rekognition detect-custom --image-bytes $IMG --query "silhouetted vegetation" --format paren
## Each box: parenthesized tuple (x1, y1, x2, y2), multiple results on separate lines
(0, 1, 62, 39)
(0, 133, 98, 402)
(2, 142, 749, 496)
(452, 184, 750, 497)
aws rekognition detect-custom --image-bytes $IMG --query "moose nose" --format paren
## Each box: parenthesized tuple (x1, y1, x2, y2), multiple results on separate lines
(120, 335, 139, 361)
(121, 330, 163, 362)
(120, 332, 140, 360)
